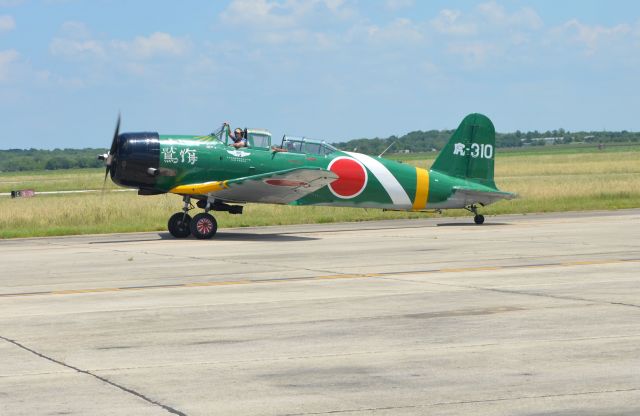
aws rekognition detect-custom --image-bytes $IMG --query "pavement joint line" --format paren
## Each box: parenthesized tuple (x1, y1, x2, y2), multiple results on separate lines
(328, 250, 640, 273)
(92, 245, 344, 280)
(434, 281, 640, 310)
(0, 334, 188, 416)
(280, 387, 640, 415)
(1, 258, 638, 299)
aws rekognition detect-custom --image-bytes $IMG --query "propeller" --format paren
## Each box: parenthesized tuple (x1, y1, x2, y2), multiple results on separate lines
(98, 114, 120, 187)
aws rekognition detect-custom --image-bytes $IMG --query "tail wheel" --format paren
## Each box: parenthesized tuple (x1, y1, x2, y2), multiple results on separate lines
(168, 213, 192, 238)
(474, 214, 485, 225)
(190, 213, 218, 239)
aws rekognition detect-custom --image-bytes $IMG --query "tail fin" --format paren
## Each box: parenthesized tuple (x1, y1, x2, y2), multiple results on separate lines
(431, 113, 496, 188)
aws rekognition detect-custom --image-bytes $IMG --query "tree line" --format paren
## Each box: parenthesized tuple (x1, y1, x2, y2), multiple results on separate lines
(334, 129, 640, 155)
(0, 129, 639, 172)
(0, 148, 106, 172)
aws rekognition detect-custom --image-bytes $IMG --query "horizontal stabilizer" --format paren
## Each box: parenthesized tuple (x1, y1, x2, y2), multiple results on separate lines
(450, 187, 517, 207)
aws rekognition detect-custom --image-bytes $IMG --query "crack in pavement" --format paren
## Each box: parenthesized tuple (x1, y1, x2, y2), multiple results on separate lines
(379, 274, 640, 310)
(0, 335, 188, 416)
(279, 387, 640, 415)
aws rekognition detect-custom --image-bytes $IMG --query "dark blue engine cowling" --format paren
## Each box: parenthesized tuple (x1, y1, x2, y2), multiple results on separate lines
(110, 132, 160, 189)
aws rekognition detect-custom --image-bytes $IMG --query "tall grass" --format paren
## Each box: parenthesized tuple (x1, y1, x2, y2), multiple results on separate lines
(0, 193, 430, 238)
(1, 146, 639, 238)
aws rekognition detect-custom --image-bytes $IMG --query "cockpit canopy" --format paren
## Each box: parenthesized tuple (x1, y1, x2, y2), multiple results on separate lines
(219, 126, 337, 156)
(246, 129, 271, 149)
(221, 127, 272, 149)
(280, 136, 337, 156)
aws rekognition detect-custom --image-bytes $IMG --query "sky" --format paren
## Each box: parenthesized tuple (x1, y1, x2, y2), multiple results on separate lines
(1, 0, 640, 149)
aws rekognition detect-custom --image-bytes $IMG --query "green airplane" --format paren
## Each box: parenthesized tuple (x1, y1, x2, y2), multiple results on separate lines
(99, 113, 516, 239)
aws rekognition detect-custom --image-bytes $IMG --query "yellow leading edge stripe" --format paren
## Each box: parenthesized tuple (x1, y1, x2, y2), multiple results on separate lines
(170, 180, 228, 195)
(412, 167, 429, 210)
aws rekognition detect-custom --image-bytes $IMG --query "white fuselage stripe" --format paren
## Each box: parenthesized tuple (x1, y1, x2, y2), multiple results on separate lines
(345, 152, 412, 208)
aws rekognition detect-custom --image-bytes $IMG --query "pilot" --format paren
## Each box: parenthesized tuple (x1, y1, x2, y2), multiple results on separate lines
(230, 127, 247, 148)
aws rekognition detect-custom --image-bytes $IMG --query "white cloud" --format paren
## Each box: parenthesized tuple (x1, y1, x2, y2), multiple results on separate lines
(323, 0, 356, 20)
(477, 1, 542, 30)
(258, 28, 337, 48)
(385, 0, 413, 11)
(0, 15, 15, 32)
(50, 38, 105, 59)
(50, 23, 190, 63)
(111, 32, 190, 60)
(0, 48, 18, 81)
(430, 9, 477, 36)
(221, 0, 310, 28)
(359, 17, 424, 44)
(447, 41, 500, 67)
(554, 19, 633, 55)
(0, 0, 24, 6)
(428, 3, 548, 68)
(220, 0, 356, 28)
(431, 3, 541, 38)
(60, 21, 92, 39)
(219, 0, 357, 50)
(49, 23, 192, 79)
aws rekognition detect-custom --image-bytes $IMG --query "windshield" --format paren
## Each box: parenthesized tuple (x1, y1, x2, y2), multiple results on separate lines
(249, 133, 271, 148)
(282, 136, 337, 155)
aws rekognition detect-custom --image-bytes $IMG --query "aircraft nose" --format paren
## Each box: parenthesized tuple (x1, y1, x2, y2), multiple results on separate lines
(110, 132, 160, 189)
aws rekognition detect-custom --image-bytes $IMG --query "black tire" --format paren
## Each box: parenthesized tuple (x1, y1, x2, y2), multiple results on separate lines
(190, 212, 218, 239)
(168, 212, 192, 238)
(474, 214, 485, 225)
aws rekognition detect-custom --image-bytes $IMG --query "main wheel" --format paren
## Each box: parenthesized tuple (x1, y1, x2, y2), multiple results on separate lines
(190, 212, 218, 239)
(168, 212, 192, 238)
(474, 214, 485, 225)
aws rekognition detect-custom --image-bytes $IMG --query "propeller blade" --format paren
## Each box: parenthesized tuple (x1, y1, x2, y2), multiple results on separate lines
(109, 114, 120, 156)
(102, 114, 121, 191)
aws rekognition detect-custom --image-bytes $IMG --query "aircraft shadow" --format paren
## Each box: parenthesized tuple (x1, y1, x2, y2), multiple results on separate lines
(436, 222, 510, 227)
(92, 232, 319, 243)
(213, 232, 319, 242)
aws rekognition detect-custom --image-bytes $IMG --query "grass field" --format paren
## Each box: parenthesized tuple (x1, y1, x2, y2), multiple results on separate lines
(1, 144, 639, 238)
(0, 168, 119, 193)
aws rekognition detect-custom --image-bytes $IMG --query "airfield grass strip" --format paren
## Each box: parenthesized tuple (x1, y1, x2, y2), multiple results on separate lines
(1, 146, 639, 238)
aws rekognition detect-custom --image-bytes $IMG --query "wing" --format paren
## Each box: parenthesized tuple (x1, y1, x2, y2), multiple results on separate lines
(451, 187, 518, 206)
(170, 168, 338, 204)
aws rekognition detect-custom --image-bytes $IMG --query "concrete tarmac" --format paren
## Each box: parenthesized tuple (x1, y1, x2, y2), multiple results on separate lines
(0, 210, 639, 415)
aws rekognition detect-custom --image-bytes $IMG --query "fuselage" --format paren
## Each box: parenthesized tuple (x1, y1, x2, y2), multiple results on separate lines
(109, 132, 499, 211)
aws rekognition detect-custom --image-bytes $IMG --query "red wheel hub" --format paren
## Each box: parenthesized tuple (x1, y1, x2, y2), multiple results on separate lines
(197, 218, 213, 234)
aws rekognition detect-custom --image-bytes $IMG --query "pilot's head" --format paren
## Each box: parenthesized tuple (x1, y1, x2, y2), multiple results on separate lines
(234, 128, 243, 139)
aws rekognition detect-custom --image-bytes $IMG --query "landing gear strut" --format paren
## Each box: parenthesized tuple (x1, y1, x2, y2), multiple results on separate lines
(465, 204, 485, 225)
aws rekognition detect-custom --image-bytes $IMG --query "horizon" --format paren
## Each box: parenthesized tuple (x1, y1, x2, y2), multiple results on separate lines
(2, 126, 639, 151)
(1, 0, 640, 149)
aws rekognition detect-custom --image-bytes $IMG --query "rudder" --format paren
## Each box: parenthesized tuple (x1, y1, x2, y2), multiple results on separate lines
(431, 113, 496, 188)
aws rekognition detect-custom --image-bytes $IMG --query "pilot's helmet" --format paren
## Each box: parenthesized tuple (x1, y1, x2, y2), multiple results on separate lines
(234, 128, 243, 138)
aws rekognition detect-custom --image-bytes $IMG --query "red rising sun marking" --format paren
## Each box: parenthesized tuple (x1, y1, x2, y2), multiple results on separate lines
(328, 157, 368, 199)
(264, 179, 309, 187)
